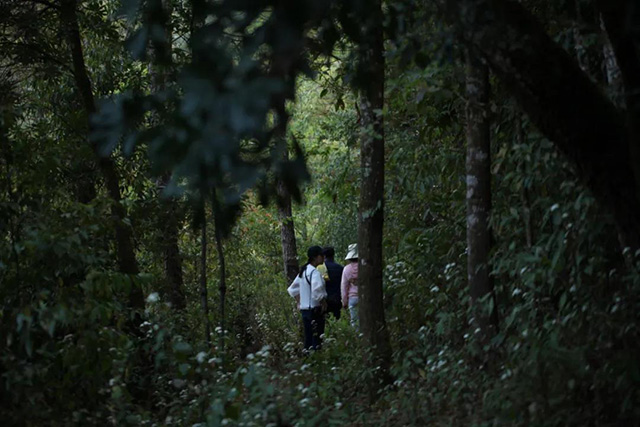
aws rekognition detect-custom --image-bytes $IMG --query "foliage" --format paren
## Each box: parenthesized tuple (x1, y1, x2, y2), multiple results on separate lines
(1, 0, 639, 425)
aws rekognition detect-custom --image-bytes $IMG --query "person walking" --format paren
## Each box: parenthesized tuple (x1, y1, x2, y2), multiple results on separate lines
(287, 246, 328, 351)
(322, 246, 344, 320)
(341, 243, 359, 330)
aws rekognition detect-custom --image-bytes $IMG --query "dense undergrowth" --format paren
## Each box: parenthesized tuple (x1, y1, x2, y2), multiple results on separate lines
(2, 2, 640, 424)
(3, 69, 640, 425)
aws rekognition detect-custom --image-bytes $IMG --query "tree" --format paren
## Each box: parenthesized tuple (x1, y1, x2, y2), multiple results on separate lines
(274, 98, 299, 284)
(355, 0, 392, 396)
(199, 205, 212, 347)
(277, 168, 300, 284)
(598, 0, 640, 203)
(149, 0, 186, 310)
(158, 174, 187, 310)
(444, 0, 640, 252)
(212, 193, 227, 354)
(465, 51, 498, 343)
(60, 0, 144, 311)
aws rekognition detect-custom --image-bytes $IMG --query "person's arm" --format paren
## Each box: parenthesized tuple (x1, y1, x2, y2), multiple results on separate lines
(287, 276, 300, 299)
(311, 269, 327, 302)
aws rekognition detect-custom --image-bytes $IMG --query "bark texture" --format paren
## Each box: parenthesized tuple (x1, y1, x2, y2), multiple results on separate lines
(212, 195, 227, 355)
(277, 173, 299, 284)
(150, 2, 186, 311)
(600, 15, 623, 91)
(446, 0, 640, 252)
(61, 0, 144, 310)
(598, 0, 640, 206)
(200, 211, 212, 347)
(357, 0, 392, 396)
(465, 52, 498, 339)
(158, 175, 186, 310)
(273, 85, 299, 284)
(515, 115, 533, 248)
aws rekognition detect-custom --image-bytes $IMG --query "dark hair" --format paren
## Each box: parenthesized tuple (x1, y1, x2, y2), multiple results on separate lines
(307, 246, 323, 259)
(322, 246, 335, 259)
(299, 246, 324, 278)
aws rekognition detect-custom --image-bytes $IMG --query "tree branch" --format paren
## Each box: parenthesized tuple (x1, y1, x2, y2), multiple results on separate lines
(445, 0, 640, 250)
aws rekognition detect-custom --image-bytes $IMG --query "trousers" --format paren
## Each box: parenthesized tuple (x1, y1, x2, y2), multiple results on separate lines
(300, 308, 325, 351)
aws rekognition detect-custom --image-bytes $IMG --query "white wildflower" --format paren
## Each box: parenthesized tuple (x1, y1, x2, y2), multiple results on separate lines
(146, 292, 160, 303)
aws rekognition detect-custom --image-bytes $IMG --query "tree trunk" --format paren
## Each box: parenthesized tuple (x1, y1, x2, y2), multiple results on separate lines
(465, 52, 499, 342)
(598, 0, 640, 208)
(515, 115, 533, 248)
(212, 194, 227, 355)
(445, 0, 640, 252)
(200, 208, 212, 347)
(357, 0, 392, 397)
(60, 0, 144, 310)
(72, 161, 97, 204)
(277, 172, 299, 284)
(150, 1, 186, 311)
(599, 15, 623, 94)
(273, 87, 299, 284)
(158, 174, 186, 310)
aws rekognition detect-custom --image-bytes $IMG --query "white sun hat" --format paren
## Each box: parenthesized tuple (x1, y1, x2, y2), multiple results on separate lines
(345, 243, 358, 260)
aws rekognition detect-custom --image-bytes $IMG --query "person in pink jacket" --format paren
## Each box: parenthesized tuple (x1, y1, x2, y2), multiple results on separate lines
(341, 243, 359, 330)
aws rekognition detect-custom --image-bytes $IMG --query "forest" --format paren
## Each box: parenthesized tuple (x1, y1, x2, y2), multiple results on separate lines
(1, 0, 639, 425)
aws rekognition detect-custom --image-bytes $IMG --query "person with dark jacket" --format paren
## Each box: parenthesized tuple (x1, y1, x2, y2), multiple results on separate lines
(322, 246, 344, 320)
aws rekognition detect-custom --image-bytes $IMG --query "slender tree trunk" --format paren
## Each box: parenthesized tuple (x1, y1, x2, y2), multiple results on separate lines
(212, 194, 226, 355)
(444, 0, 640, 252)
(61, 0, 144, 310)
(273, 86, 298, 284)
(150, 1, 186, 311)
(158, 174, 186, 310)
(357, 0, 392, 397)
(200, 207, 212, 347)
(515, 115, 533, 248)
(465, 52, 499, 342)
(277, 174, 299, 283)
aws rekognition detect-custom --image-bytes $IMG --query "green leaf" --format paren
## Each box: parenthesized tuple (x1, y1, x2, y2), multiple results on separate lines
(179, 363, 190, 376)
(173, 341, 193, 355)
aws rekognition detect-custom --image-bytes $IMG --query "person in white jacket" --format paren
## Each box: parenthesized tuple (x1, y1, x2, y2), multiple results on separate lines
(288, 246, 327, 351)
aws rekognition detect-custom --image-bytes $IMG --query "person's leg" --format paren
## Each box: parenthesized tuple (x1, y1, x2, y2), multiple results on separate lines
(327, 296, 341, 320)
(301, 310, 313, 351)
(348, 296, 359, 331)
(310, 308, 325, 350)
